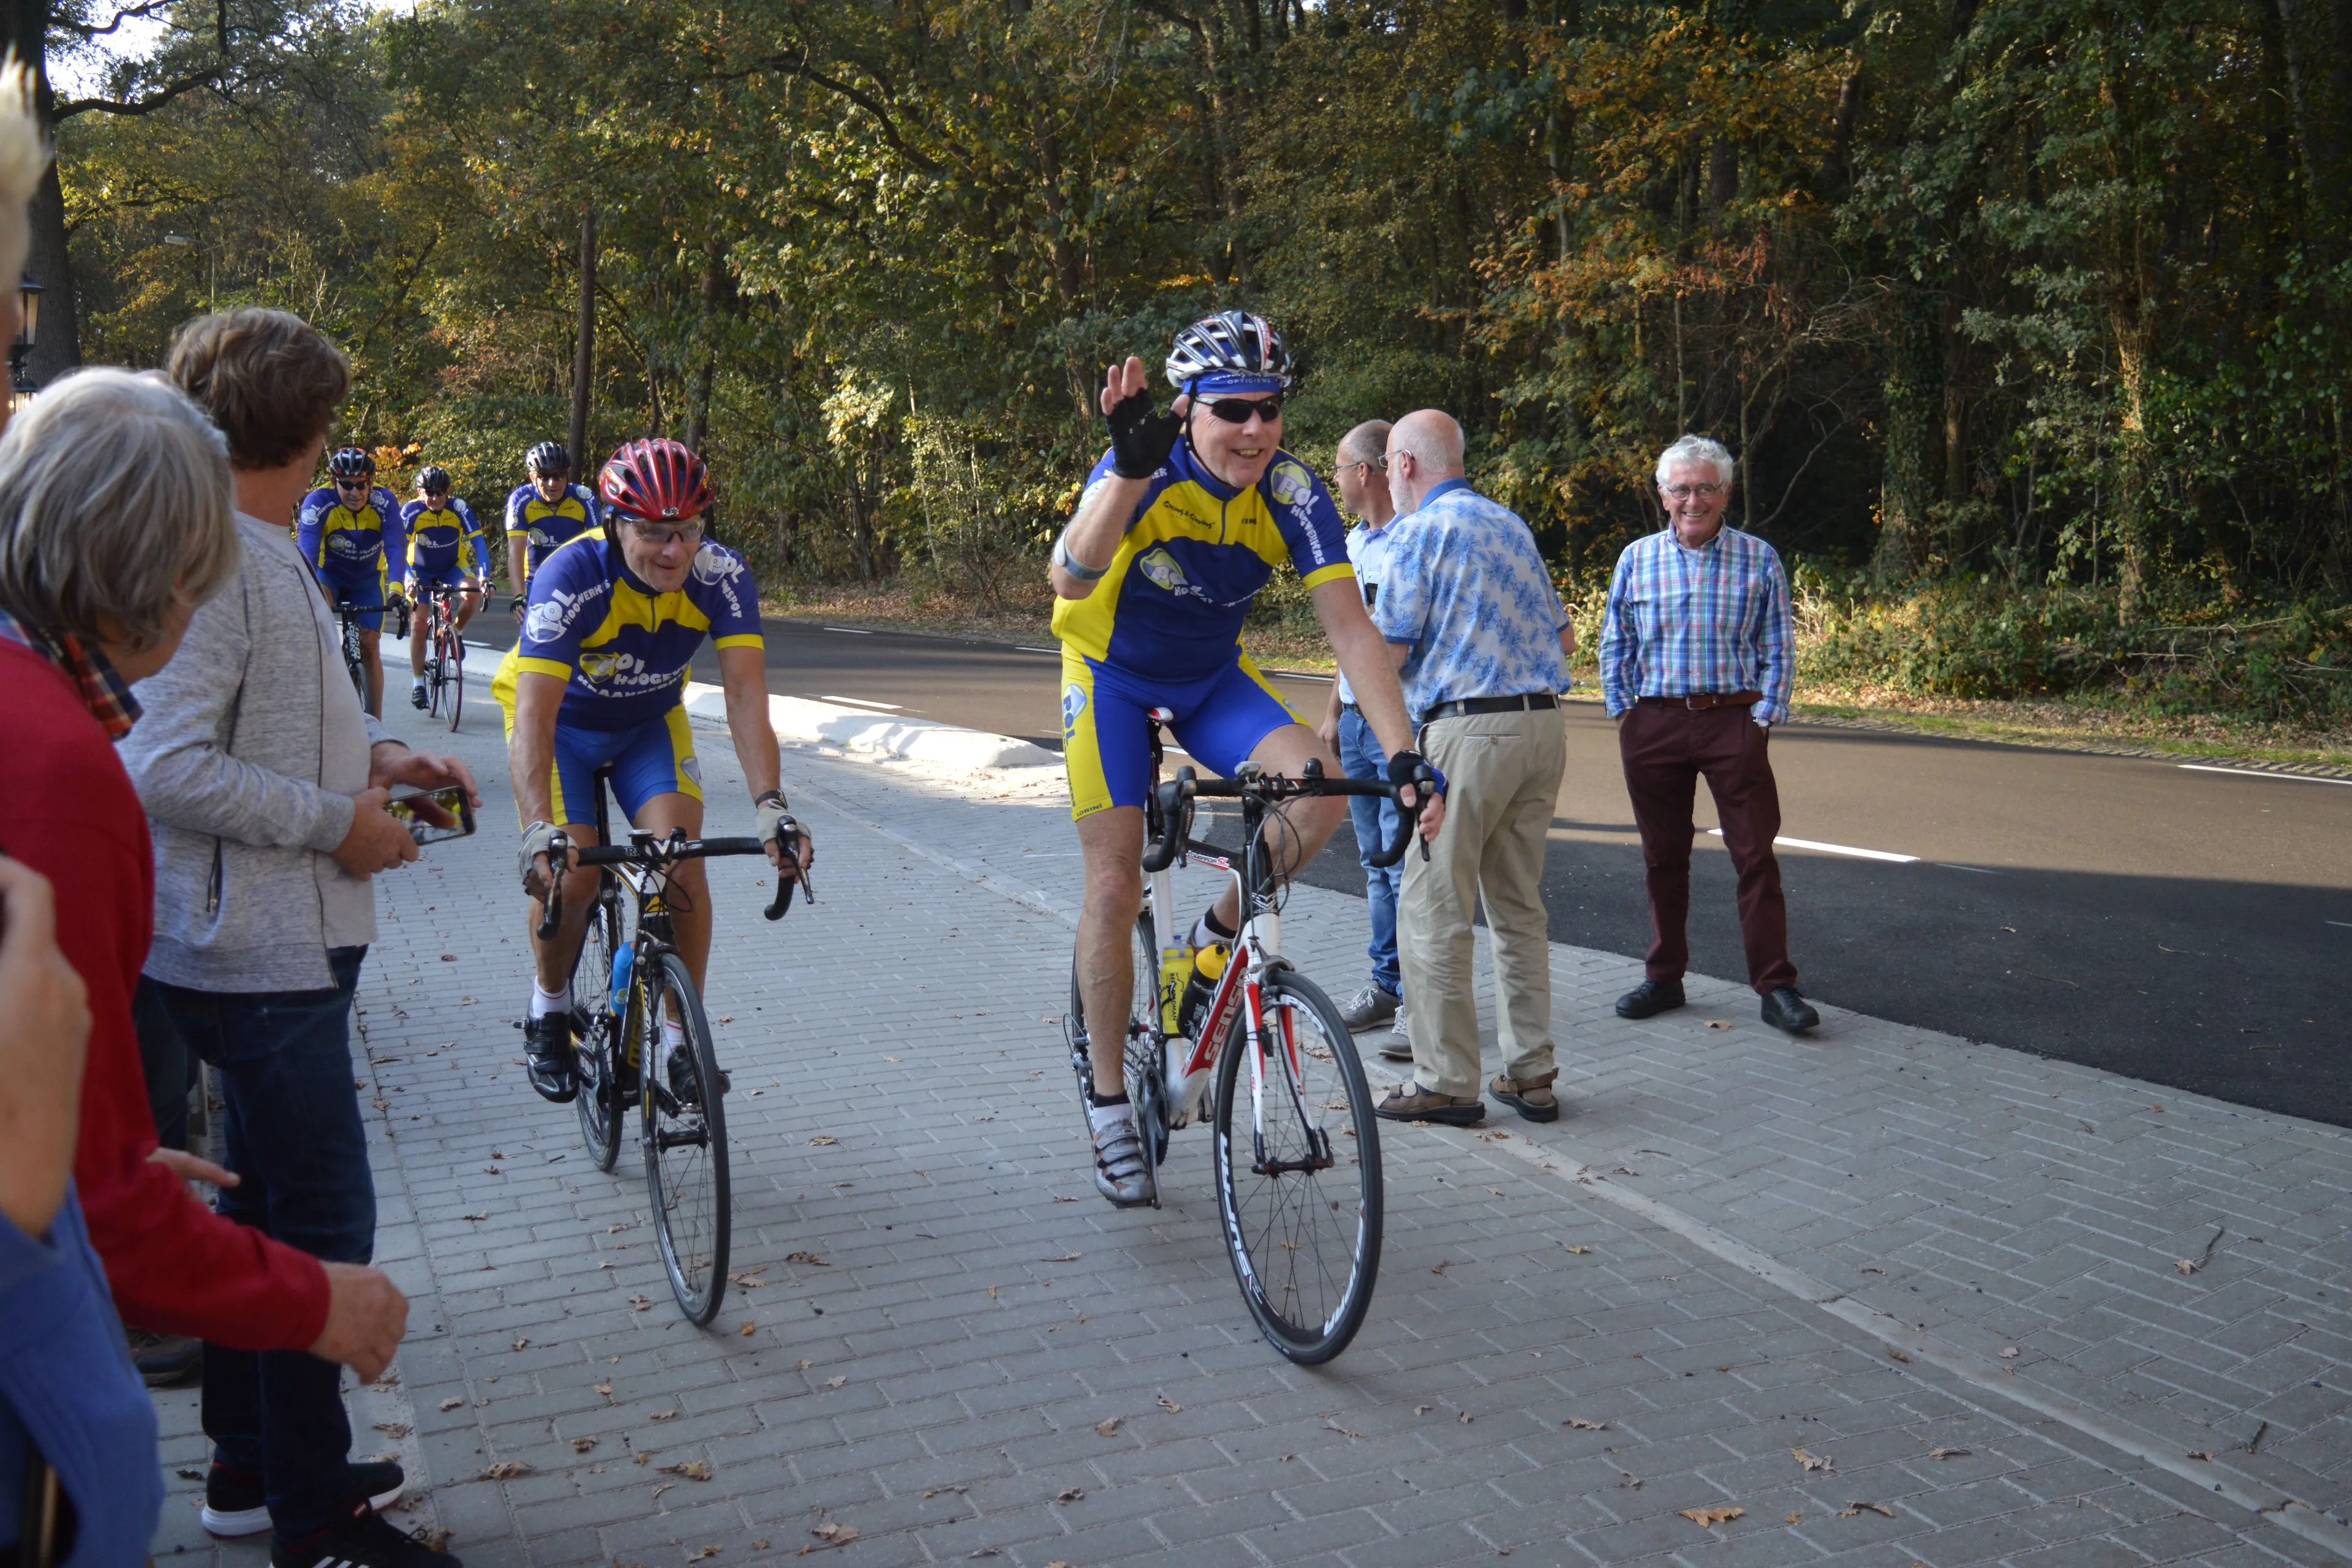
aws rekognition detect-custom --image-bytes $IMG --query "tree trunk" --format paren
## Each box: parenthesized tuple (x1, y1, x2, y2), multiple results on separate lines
(23, 160, 75, 384)
(1873, 287, 1939, 580)
(569, 208, 595, 469)
(684, 238, 725, 456)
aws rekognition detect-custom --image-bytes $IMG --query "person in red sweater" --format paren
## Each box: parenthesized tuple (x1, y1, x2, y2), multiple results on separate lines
(0, 369, 417, 1555)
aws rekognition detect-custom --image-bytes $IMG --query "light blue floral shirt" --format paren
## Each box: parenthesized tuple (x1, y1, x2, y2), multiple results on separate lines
(1371, 479, 1569, 716)
(1334, 514, 1401, 707)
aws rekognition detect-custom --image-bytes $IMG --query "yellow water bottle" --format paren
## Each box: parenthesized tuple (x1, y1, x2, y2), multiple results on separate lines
(1159, 943, 1193, 1036)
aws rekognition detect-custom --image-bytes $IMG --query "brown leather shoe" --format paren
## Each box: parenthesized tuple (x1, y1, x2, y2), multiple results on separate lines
(1489, 1069, 1560, 1123)
(1374, 1082, 1484, 1126)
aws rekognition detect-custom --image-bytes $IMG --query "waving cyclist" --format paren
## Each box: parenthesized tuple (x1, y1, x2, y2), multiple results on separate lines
(399, 465, 488, 709)
(503, 440, 604, 616)
(494, 439, 812, 1104)
(296, 446, 405, 717)
(1054, 311, 1442, 1207)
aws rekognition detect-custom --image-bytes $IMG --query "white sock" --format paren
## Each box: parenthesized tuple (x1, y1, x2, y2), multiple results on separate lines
(1088, 1099, 1135, 1137)
(662, 1018, 688, 1054)
(412, 674, 427, 687)
(529, 981, 571, 1019)
(1192, 911, 1235, 950)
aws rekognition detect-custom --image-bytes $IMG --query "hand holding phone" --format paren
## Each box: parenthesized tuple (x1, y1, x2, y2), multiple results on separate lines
(384, 784, 477, 846)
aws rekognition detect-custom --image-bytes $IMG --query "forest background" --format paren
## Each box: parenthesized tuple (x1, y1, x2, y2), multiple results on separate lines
(16, 0, 2352, 748)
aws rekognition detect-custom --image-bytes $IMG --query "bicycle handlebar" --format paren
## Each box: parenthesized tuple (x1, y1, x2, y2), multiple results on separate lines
(533, 827, 809, 937)
(1142, 760, 1430, 873)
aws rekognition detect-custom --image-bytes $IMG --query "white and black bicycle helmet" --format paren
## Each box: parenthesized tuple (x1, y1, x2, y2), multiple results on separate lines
(1165, 310, 1294, 394)
(525, 440, 571, 477)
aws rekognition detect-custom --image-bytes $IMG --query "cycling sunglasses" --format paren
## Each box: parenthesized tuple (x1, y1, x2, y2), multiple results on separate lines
(1202, 395, 1282, 425)
(626, 517, 706, 547)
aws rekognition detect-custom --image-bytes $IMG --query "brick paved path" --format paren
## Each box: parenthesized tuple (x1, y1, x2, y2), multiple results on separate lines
(149, 688, 2352, 1568)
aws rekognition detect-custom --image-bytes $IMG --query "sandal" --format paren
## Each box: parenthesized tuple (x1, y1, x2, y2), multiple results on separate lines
(1489, 1069, 1560, 1123)
(1374, 1082, 1484, 1126)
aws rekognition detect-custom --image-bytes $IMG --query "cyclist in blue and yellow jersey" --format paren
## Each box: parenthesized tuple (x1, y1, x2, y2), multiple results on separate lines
(1053, 310, 1443, 1206)
(296, 446, 405, 717)
(399, 465, 489, 709)
(502, 440, 603, 614)
(495, 439, 812, 1105)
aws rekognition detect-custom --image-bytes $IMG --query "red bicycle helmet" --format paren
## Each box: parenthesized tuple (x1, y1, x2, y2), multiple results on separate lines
(599, 438, 711, 522)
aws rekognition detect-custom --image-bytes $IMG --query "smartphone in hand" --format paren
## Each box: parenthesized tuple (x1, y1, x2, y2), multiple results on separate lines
(385, 785, 476, 846)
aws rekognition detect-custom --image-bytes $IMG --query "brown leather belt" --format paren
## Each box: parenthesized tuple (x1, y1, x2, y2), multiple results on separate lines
(1418, 692, 1559, 726)
(1637, 690, 1763, 710)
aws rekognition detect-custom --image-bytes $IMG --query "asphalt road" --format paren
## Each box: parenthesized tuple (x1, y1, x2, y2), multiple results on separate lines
(469, 615, 2352, 1127)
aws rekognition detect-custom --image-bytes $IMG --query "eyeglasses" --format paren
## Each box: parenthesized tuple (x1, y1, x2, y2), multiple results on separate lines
(1204, 396, 1281, 425)
(1335, 456, 1387, 477)
(334, 478, 370, 492)
(1660, 482, 1727, 501)
(628, 518, 705, 547)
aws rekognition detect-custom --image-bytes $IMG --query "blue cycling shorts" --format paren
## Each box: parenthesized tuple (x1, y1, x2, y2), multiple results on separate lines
(494, 680, 704, 829)
(407, 562, 476, 592)
(320, 572, 386, 632)
(1061, 648, 1302, 822)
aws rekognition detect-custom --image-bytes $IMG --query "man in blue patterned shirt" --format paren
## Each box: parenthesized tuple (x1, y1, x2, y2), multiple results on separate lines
(1596, 434, 1819, 1035)
(1369, 410, 1574, 1126)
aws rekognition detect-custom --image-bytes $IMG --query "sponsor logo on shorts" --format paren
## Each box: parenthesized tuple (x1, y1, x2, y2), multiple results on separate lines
(1061, 681, 1087, 736)
(679, 753, 703, 786)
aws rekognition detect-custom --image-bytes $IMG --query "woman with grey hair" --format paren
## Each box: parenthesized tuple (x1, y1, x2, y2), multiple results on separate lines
(0, 366, 276, 1568)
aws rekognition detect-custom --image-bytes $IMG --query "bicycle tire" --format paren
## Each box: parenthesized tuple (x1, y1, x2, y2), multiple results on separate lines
(570, 890, 625, 1172)
(1210, 966, 1383, 1365)
(1125, 908, 1169, 1174)
(641, 950, 730, 1324)
(442, 614, 465, 731)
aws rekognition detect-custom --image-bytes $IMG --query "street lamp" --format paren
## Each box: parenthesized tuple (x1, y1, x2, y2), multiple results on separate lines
(10, 276, 40, 413)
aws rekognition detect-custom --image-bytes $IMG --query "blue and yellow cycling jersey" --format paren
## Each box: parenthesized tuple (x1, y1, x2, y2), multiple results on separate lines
(399, 497, 489, 580)
(296, 484, 404, 586)
(502, 532, 763, 731)
(1050, 438, 1354, 682)
(503, 482, 605, 584)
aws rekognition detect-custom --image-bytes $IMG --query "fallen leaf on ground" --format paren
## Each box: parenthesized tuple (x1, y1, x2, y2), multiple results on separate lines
(650, 1409, 679, 1421)
(570, 1437, 597, 1453)
(421, 1530, 454, 1552)
(1841, 1501, 1895, 1518)
(594, 1382, 613, 1395)
(795, 1359, 813, 1370)
(1057, 1487, 1085, 1502)
(1997, 1347, 2019, 1359)
(1930, 1446, 1969, 1460)
(1486, 1186, 1504, 1196)
(1564, 1245, 1589, 1254)
(2188, 1450, 2214, 1461)
(1158, 1396, 1183, 1413)
(808, 1135, 839, 1146)
(1430, 1261, 1450, 1275)
(687, 1548, 719, 1562)
(372, 1422, 410, 1438)
(826, 1376, 847, 1389)
(1887, 1348, 1912, 1363)
(752, 1544, 767, 1553)
(785, 1251, 832, 1266)
(1564, 1417, 1607, 1431)
(1704, 1019, 1732, 1030)
(437, 1397, 463, 1411)
(1678, 1506, 1743, 1527)
(728, 1273, 767, 1288)
(1613, 1166, 1641, 1176)
(460, 1212, 488, 1222)
(1044, 1252, 1082, 1262)
(1785, 1512, 1801, 1525)
(478, 1461, 531, 1480)
(741, 1321, 757, 1336)
(657, 1461, 712, 1480)
(511, 1336, 528, 1350)
(1096, 1417, 1122, 1436)
(1458, 1412, 1475, 1425)
(1324, 1420, 1364, 1439)
(1791, 1447, 1831, 1471)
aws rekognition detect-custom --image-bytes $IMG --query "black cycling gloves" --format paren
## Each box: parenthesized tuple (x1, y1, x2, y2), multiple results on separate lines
(1105, 389, 1181, 480)
(1387, 748, 1447, 800)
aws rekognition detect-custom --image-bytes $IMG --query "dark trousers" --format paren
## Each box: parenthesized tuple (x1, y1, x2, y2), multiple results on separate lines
(1618, 703, 1798, 994)
(153, 947, 374, 1540)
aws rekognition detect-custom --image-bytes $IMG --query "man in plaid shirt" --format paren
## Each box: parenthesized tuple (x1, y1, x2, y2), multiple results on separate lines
(1597, 435, 1820, 1035)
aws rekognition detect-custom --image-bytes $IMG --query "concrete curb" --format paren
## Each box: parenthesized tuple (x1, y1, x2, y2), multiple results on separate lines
(679, 680, 1057, 773)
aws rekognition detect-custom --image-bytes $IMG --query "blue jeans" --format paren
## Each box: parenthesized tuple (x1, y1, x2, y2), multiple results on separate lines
(1338, 707, 1403, 997)
(155, 947, 375, 1539)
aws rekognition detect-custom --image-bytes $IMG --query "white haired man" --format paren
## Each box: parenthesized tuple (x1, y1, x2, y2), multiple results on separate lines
(1596, 435, 1818, 1034)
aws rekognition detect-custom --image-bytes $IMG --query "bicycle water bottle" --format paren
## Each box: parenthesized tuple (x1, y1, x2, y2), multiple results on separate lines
(1158, 942, 1194, 1036)
(608, 941, 634, 1015)
(1179, 942, 1227, 1040)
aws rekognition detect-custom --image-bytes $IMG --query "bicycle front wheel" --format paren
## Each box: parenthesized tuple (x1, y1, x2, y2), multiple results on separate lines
(1211, 967, 1383, 1364)
(570, 891, 625, 1172)
(640, 951, 731, 1324)
(442, 616, 465, 731)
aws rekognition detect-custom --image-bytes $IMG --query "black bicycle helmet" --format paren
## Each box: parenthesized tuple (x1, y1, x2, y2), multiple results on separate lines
(328, 446, 375, 480)
(417, 464, 453, 494)
(1165, 309, 1294, 393)
(525, 440, 571, 477)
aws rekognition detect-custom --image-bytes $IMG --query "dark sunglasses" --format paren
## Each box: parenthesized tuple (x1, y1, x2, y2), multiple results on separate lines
(1203, 396, 1282, 424)
(334, 478, 371, 491)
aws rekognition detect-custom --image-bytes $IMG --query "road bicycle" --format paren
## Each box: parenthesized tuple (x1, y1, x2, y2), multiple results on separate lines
(412, 582, 472, 731)
(1065, 712, 1426, 1364)
(536, 764, 807, 1324)
(330, 596, 405, 714)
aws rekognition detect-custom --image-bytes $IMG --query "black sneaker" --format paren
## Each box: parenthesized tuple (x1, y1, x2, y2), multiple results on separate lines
(521, 1012, 576, 1103)
(128, 1327, 202, 1388)
(408, 684, 429, 710)
(271, 1502, 458, 1568)
(207, 1460, 405, 1538)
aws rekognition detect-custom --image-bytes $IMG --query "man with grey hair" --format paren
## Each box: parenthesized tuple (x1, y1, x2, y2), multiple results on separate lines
(1369, 409, 1574, 1126)
(1316, 418, 1411, 1044)
(1596, 434, 1817, 1034)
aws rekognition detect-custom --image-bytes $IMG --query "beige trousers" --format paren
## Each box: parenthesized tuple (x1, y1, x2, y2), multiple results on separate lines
(1398, 707, 1568, 1097)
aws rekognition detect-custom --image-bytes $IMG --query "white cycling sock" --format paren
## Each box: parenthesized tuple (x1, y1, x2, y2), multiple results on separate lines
(411, 674, 427, 687)
(528, 981, 571, 1019)
(1087, 1098, 1136, 1137)
(662, 1017, 688, 1055)
(1192, 910, 1236, 951)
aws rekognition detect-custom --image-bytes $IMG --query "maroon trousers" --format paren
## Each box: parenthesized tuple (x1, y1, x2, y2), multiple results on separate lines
(1618, 701, 1798, 994)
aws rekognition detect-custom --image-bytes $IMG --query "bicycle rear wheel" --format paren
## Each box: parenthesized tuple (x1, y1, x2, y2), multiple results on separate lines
(641, 951, 730, 1324)
(1211, 967, 1383, 1364)
(570, 890, 625, 1172)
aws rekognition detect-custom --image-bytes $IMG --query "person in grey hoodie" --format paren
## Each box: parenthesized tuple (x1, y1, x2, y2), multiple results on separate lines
(118, 308, 477, 1568)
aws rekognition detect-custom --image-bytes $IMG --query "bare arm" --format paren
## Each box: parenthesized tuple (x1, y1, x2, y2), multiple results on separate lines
(717, 644, 782, 801)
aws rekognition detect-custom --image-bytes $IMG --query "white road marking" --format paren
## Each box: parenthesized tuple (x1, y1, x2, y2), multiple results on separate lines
(1936, 863, 2003, 875)
(1016, 646, 1058, 654)
(823, 625, 873, 635)
(2329, 921, 2352, 929)
(1709, 829, 1918, 864)
(819, 695, 902, 711)
(1273, 670, 1334, 682)
(2177, 764, 2351, 786)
